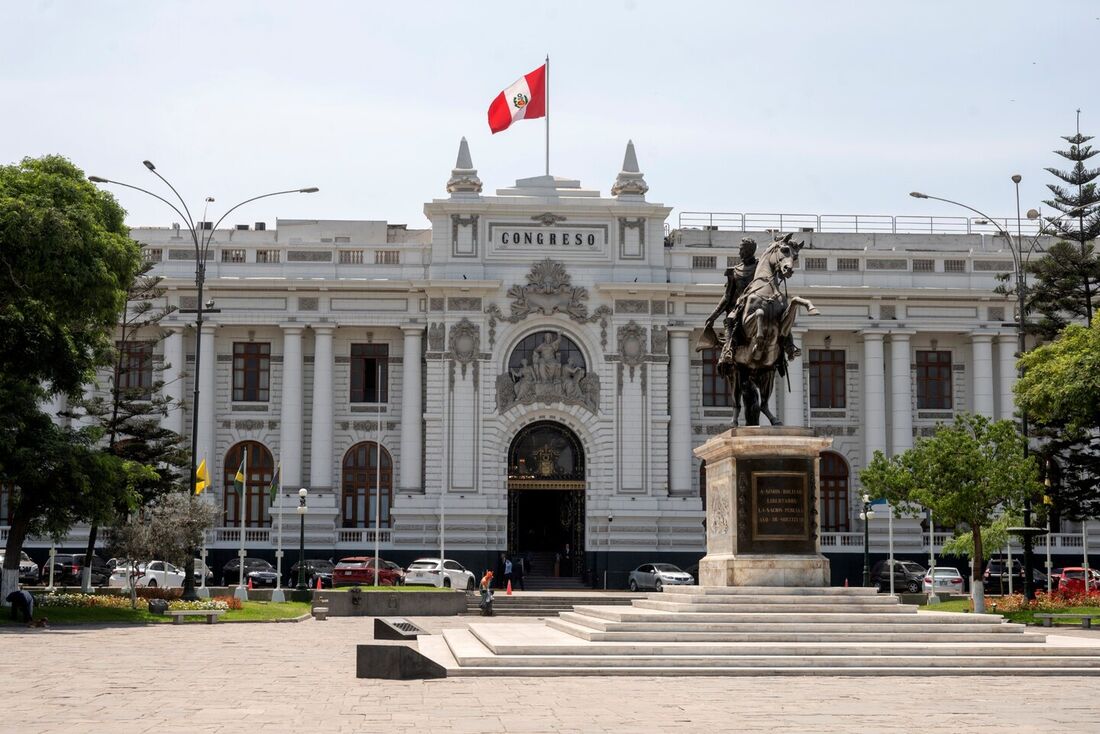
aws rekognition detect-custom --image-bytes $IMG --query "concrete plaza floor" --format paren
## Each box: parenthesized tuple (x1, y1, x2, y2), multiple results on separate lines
(3, 615, 1100, 733)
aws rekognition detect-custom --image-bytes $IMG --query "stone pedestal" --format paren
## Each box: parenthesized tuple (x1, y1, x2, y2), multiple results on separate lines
(694, 427, 832, 587)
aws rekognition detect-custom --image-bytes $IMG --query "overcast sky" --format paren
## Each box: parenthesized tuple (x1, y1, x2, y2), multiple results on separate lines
(2, 1, 1097, 231)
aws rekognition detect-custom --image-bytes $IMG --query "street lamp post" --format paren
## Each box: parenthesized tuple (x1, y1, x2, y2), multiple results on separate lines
(295, 488, 309, 600)
(859, 494, 876, 587)
(605, 511, 614, 590)
(89, 166, 317, 601)
(910, 182, 1043, 599)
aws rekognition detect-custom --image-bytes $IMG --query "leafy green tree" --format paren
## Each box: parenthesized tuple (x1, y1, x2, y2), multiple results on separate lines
(1016, 319, 1100, 520)
(860, 414, 1040, 613)
(1026, 116, 1100, 337)
(0, 155, 141, 602)
(75, 262, 187, 591)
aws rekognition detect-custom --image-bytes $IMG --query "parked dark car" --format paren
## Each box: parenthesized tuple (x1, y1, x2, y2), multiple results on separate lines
(43, 554, 110, 586)
(221, 557, 279, 587)
(192, 559, 215, 586)
(289, 559, 335, 588)
(983, 558, 1047, 594)
(869, 560, 926, 594)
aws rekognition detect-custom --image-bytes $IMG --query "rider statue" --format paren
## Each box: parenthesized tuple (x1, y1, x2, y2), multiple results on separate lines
(699, 233, 819, 427)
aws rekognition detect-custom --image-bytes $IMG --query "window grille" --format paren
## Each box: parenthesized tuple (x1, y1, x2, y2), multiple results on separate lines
(375, 250, 400, 265)
(222, 249, 246, 263)
(692, 255, 717, 270)
(836, 258, 860, 271)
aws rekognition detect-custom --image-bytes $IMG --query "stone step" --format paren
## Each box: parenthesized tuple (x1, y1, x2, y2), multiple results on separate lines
(572, 606, 1002, 624)
(660, 586, 881, 597)
(546, 619, 1039, 644)
(631, 599, 921, 614)
(646, 593, 900, 605)
(551, 614, 1031, 638)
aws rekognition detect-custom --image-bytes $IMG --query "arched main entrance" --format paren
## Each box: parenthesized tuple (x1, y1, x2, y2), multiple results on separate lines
(507, 420, 585, 577)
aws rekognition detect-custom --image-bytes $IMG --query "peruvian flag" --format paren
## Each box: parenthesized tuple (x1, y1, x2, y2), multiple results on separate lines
(487, 64, 547, 134)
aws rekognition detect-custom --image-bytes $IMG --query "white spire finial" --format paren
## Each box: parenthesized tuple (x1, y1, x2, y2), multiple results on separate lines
(611, 139, 648, 199)
(447, 136, 482, 196)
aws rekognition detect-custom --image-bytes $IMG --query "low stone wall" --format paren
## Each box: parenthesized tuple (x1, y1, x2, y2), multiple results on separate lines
(313, 589, 467, 616)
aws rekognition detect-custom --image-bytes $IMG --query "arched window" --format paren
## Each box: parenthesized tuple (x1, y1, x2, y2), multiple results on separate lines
(341, 442, 393, 528)
(508, 421, 585, 487)
(819, 451, 850, 532)
(508, 331, 586, 373)
(223, 441, 275, 528)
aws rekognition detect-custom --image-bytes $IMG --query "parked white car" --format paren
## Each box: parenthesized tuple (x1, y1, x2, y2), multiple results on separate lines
(404, 558, 476, 590)
(108, 561, 186, 589)
(923, 566, 966, 594)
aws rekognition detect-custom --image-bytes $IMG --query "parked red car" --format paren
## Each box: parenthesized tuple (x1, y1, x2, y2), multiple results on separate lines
(333, 556, 403, 587)
(1057, 567, 1100, 594)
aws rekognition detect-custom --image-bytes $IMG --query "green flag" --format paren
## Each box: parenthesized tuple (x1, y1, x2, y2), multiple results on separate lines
(268, 463, 281, 506)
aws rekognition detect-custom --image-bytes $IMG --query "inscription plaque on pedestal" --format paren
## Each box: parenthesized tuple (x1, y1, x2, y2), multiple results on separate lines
(753, 472, 808, 541)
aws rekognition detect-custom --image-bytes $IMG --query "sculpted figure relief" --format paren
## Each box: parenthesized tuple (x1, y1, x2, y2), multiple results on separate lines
(497, 330, 600, 414)
(698, 233, 819, 427)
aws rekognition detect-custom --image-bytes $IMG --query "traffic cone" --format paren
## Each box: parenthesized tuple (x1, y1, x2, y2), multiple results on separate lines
(315, 577, 322, 591)
(248, 578, 253, 590)
(506, 580, 512, 595)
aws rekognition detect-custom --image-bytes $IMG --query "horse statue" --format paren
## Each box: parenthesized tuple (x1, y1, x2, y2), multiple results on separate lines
(699, 233, 819, 427)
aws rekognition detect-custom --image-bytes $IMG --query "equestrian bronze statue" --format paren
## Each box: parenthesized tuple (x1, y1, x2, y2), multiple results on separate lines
(699, 233, 819, 427)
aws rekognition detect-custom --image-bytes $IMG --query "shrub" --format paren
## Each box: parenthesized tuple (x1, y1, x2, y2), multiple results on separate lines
(213, 595, 243, 610)
(137, 587, 183, 601)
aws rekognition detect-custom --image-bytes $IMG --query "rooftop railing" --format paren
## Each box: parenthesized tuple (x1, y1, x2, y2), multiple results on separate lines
(677, 211, 1045, 237)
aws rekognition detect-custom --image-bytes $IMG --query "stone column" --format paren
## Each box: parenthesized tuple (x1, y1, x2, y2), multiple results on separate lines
(861, 331, 887, 460)
(309, 324, 335, 491)
(196, 325, 218, 477)
(889, 331, 913, 455)
(280, 325, 304, 489)
(783, 330, 805, 427)
(161, 326, 185, 436)
(997, 334, 1018, 421)
(400, 325, 424, 493)
(970, 332, 995, 418)
(668, 328, 692, 495)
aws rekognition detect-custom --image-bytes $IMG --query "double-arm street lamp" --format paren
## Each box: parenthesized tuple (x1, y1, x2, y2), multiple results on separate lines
(910, 180, 1044, 598)
(90, 164, 318, 601)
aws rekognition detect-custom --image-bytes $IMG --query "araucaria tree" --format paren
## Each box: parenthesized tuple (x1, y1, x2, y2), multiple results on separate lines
(0, 155, 144, 603)
(75, 262, 187, 591)
(1016, 319, 1100, 520)
(1026, 113, 1100, 338)
(860, 414, 1040, 613)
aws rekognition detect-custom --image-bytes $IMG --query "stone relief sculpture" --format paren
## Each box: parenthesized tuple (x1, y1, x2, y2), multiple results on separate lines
(448, 318, 479, 377)
(496, 330, 600, 414)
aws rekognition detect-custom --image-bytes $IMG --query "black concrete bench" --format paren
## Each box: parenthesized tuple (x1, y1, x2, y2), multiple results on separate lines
(1035, 613, 1100, 629)
(165, 610, 226, 624)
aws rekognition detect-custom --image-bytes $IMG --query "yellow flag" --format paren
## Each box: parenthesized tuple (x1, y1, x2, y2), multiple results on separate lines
(194, 458, 209, 495)
(1043, 495, 1053, 506)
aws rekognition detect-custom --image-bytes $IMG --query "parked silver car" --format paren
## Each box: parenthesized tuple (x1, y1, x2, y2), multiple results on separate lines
(628, 563, 694, 592)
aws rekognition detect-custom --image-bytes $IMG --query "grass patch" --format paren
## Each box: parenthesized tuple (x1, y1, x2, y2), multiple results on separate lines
(919, 599, 1100, 626)
(0, 600, 310, 626)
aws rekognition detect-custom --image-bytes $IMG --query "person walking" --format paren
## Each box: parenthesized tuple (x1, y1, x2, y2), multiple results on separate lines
(478, 571, 494, 616)
(503, 556, 513, 589)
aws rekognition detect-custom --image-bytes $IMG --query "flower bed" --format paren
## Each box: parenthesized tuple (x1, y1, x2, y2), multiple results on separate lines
(33, 593, 239, 612)
(992, 590, 1100, 612)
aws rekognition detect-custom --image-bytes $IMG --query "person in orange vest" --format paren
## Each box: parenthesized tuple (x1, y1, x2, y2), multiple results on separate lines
(478, 571, 495, 616)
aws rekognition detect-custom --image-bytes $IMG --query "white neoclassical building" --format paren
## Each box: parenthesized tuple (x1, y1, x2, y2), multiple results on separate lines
(10, 137, 1097, 585)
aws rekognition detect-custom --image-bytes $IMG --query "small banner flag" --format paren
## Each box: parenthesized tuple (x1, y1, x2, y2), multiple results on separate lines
(488, 63, 547, 134)
(233, 451, 247, 495)
(1043, 494, 1053, 505)
(193, 458, 209, 496)
(268, 463, 281, 506)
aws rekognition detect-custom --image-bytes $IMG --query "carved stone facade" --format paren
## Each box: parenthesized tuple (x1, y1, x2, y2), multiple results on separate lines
(495, 332, 601, 414)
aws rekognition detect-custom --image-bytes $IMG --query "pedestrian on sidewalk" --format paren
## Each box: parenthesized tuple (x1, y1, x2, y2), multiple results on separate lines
(478, 571, 494, 616)
(503, 556, 513, 589)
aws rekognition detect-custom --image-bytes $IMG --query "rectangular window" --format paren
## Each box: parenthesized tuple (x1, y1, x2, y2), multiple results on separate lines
(836, 258, 860, 271)
(222, 249, 246, 263)
(808, 349, 846, 409)
(339, 250, 364, 264)
(142, 248, 163, 263)
(116, 341, 154, 398)
(944, 259, 966, 273)
(805, 257, 828, 271)
(692, 256, 717, 270)
(334, 236, 351, 244)
(350, 343, 389, 403)
(916, 350, 952, 409)
(232, 342, 271, 402)
(256, 249, 280, 263)
(375, 250, 400, 265)
(701, 348, 731, 407)
(913, 259, 935, 272)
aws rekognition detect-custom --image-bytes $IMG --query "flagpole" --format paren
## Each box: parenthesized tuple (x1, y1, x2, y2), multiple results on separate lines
(544, 54, 550, 176)
(273, 462, 285, 602)
(374, 360, 382, 588)
(235, 447, 248, 599)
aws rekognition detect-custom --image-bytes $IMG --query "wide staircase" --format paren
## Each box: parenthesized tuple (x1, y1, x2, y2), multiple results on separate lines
(515, 552, 588, 591)
(423, 586, 1100, 676)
